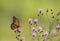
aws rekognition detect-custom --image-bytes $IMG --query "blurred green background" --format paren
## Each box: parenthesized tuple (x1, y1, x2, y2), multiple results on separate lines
(0, 0, 60, 41)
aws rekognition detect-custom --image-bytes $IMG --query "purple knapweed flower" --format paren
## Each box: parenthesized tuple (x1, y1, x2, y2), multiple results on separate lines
(56, 25, 60, 32)
(38, 27, 43, 33)
(32, 32, 37, 37)
(32, 27, 36, 31)
(52, 29, 57, 36)
(17, 27, 21, 33)
(28, 18, 32, 25)
(56, 25, 60, 29)
(38, 8, 43, 13)
(21, 37, 25, 41)
(34, 19, 38, 24)
(43, 32, 48, 36)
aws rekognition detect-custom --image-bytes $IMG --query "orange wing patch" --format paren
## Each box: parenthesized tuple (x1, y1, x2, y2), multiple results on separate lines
(14, 19, 20, 27)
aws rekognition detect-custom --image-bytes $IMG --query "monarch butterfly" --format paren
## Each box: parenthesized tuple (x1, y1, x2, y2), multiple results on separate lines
(10, 16, 21, 41)
(10, 16, 20, 30)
